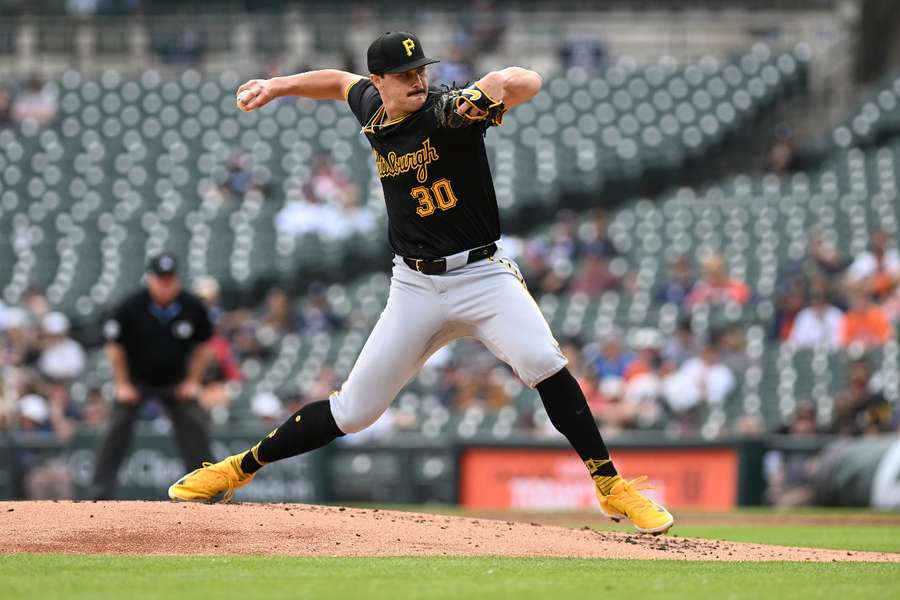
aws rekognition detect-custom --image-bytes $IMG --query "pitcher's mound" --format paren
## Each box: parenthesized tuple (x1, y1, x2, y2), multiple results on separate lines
(0, 501, 896, 562)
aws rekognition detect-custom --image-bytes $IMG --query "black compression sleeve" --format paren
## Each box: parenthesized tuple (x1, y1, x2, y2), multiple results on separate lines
(536, 368, 618, 477)
(240, 400, 344, 473)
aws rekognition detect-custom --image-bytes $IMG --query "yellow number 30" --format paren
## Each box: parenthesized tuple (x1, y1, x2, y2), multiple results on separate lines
(411, 178, 459, 218)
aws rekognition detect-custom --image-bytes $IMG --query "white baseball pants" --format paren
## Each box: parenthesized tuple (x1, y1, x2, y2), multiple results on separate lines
(329, 250, 567, 433)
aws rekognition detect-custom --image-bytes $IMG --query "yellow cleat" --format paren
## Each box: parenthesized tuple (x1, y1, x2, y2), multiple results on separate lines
(596, 476, 675, 534)
(168, 453, 254, 503)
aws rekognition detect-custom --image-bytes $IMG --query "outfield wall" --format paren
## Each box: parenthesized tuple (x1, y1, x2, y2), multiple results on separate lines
(2, 431, 898, 509)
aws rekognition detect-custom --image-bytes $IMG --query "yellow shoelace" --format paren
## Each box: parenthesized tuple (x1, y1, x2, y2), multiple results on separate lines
(196, 461, 238, 502)
(611, 476, 660, 514)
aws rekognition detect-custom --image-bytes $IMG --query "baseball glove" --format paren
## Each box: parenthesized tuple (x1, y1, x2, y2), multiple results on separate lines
(434, 83, 507, 129)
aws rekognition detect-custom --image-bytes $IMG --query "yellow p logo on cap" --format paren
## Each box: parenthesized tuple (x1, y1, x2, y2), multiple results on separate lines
(402, 38, 415, 57)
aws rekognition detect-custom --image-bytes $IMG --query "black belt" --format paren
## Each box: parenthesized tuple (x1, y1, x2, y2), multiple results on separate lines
(403, 243, 497, 275)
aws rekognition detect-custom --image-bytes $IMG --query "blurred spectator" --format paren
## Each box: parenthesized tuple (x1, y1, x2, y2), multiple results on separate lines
(37, 312, 86, 383)
(298, 284, 343, 333)
(774, 272, 807, 341)
(434, 46, 473, 85)
(734, 413, 765, 437)
(276, 156, 374, 240)
(840, 288, 893, 350)
(662, 333, 736, 431)
(519, 241, 570, 295)
(655, 255, 695, 306)
(251, 392, 284, 426)
(559, 36, 607, 73)
(193, 276, 241, 411)
(0, 87, 12, 125)
(621, 329, 664, 430)
(832, 359, 892, 435)
(686, 254, 750, 307)
(766, 124, 796, 176)
(23, 287, 50, 323)
(593, 377, 628, 434)
(17, 393, 52, 433)
(807, 233, 848, 278)
(623, 328, 661, 381)
(718, 325, 750, 375)
(12, 75, 57, 127)
(454, 364, 509, 410)
(778, 400, 820, 436)
(44, 383, 80, 441)
(2, 307, 36, 364)
(79, 388, 109, 432)
(276, 190, 326, 237)
(230, 321, 271, 361)
(259, 286, 296, 336)
(788, 290, 843, 350)
(222, 153, 254, 201)
(592, 332, 633, 381)
(845, 231, 900, 301)
(305, 155, 357, 209)
(589, 212, 620, 259)
(323, 190, 376, 240)
(569, 246, 621, 295)
(545, 216, 579, 263)
(16, 393, 73, 499)
(304, 365, 339, 402)
(661, 317, 698, 367)
(765, 401, 821, 506)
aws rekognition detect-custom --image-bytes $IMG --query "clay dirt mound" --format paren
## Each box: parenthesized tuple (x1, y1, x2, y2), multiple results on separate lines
(1, 501, 897, 562)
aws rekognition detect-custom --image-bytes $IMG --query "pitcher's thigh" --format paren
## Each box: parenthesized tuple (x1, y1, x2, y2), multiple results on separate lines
(475, 276, 567, 387)
(329, 283, 447, 434)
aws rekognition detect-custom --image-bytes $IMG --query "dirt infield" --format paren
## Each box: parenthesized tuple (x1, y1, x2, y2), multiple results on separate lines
(1, 501, 897, 562)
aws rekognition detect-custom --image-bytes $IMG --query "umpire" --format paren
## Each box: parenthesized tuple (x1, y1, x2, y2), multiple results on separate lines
(90, 253, 215, 499)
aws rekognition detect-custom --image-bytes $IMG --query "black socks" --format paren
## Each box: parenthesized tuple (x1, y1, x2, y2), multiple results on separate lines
(536, 368, 619, 484)
(236, 370, 617, 492)
(240, 399, 344, 474)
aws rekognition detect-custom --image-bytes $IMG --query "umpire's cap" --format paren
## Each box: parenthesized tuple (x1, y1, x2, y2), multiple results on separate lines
(147, 252, 178, 276)
(367, 31, 439, 75)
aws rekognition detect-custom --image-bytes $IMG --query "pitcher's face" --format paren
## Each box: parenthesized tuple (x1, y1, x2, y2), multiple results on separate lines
(372, 66, 429, 115)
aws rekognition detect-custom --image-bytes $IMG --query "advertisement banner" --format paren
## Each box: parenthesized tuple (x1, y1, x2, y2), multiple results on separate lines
(64, 432, 322, 502)
(460, 447, 739, 509)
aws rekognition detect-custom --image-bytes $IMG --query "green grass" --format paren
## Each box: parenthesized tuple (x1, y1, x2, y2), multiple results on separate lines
(5, 555, 900, 600)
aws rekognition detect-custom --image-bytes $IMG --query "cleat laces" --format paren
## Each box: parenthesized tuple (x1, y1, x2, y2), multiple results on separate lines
(610, 476, 660, 515)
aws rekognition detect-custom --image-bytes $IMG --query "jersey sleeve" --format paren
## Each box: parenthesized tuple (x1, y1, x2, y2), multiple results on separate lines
(103, 300, 130, 345)
(346, 78, 382, 127)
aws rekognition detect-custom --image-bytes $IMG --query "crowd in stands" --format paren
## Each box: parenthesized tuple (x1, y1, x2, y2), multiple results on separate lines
(0, 75, 59, 129)
(274, 156, 378, 241)
(4, 200, 899, 453)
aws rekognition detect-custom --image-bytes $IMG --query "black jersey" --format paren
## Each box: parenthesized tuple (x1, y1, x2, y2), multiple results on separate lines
(103, 289, 213, 387)
(347, 78, 503, 259)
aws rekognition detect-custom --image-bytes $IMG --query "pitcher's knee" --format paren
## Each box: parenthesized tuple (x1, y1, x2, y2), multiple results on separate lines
(515, 346, 568, 388)
(328, 390, 383, 434)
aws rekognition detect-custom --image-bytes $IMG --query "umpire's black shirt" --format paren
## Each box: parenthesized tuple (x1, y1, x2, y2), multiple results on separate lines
(347, 78, 504, 260)
(103, 289, 213, 387)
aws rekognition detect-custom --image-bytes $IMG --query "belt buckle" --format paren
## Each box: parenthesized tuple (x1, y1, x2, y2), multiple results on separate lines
(415, 259, 423, 273)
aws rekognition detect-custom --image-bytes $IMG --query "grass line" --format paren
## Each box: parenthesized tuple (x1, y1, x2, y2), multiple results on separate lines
(4, 555, 900, 600)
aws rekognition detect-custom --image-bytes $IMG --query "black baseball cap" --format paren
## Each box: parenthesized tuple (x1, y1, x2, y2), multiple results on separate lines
(147, 252, 178, 276)
(367, 31, 439, 75)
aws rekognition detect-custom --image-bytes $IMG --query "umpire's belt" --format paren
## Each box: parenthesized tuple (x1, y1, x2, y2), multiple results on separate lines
(402, 242, 497, 275)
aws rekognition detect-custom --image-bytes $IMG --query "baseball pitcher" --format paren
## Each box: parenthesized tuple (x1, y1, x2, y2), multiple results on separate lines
(169, 32, 674, 534)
